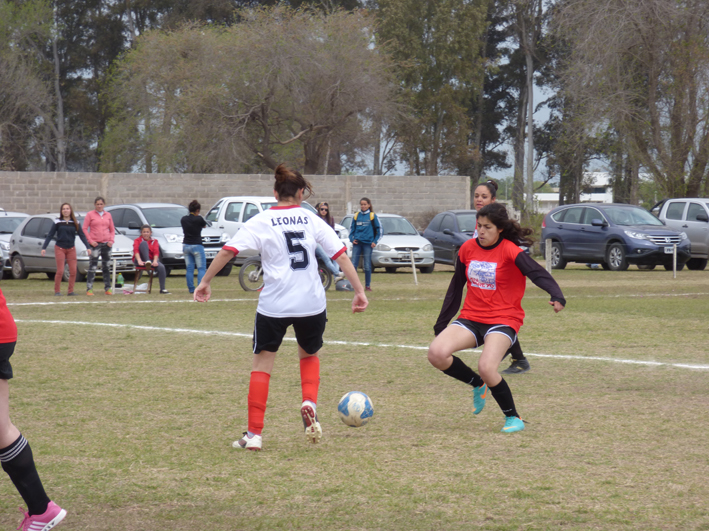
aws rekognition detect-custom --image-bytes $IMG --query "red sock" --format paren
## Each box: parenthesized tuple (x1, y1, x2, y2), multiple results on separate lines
(247, 371, 270, 435)
(299, 356, 320, 404)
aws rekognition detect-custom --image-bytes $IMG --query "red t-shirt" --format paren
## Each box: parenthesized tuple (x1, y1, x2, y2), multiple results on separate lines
(0, 287, 18, 344)
(457, 237, 527, 332)
(133, 237, 160, 262)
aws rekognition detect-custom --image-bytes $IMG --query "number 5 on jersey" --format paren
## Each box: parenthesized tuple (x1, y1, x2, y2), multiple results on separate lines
(284, 231, 310, 271)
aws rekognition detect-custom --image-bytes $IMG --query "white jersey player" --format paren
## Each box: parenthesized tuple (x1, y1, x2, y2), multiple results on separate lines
(194, 164, 368, 451)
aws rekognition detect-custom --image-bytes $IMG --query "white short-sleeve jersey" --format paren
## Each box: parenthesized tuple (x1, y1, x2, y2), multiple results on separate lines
(223, 205, 346, 318)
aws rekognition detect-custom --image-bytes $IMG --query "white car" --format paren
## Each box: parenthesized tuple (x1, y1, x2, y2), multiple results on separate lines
(9, 214, 135, 281)
(205, 196, 351, 263)
(340, 213, 435, 273)
(1, 211, 30, 276)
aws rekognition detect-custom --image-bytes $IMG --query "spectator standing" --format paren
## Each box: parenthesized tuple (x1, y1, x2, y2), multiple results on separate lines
(0, 286, 67, 529)
(349, 197, 382, 292)
(82, 197, 115, 296)
(181, 200, 207, 294)
(133, 225, 170, 294)
(315, 202, 344, 281)
(41, 203, 89, 296)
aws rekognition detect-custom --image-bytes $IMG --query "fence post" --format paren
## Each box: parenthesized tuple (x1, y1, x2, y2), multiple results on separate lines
(409, 250, 418, 285)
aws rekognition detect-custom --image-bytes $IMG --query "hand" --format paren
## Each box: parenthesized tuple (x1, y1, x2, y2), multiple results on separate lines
(138, 260, 144, 267)
(194, 282, 211, 302)
(371, 242, 376, 248)
(549, 301, 565, 313)
(90, 242, 97, 247)
(352, 292, 368, 313)
(153, 260, 159, 267)
(41, 249, 46, 256)
(353, 239, 358, 244)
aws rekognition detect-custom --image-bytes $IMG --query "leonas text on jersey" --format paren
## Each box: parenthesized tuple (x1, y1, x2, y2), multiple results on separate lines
(271, 215, 310, 227)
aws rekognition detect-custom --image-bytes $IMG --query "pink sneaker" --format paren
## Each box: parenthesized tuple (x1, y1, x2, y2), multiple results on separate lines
(17, 501, 66, 531)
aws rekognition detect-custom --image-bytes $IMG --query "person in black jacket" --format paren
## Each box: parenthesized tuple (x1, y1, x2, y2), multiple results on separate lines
(41, 203, 90, 296)
(180, 200, 207, 294)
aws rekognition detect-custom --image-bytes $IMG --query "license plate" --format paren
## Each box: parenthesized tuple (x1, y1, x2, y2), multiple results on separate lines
(206, 251, 217, 258)
(664, 246, 674, 254)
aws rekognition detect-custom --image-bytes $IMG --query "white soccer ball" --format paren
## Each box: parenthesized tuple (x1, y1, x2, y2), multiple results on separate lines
(338, 391, 374, 427)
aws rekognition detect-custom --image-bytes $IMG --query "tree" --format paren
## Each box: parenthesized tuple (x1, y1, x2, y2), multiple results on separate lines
(375, 0, 488, 175)
(101, 7, 397, 174)
(555, 0, 709, 198)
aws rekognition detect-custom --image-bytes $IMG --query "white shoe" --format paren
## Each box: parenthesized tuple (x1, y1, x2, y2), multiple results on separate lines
(233, 432, 262, 451)
(301, 402, 322, 444)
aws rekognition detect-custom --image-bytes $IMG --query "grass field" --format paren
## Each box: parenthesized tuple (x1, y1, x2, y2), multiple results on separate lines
(1, 264, 708, 530)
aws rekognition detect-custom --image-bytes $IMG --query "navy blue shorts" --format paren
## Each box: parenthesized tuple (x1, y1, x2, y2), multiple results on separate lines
(0, 342, 16, 380)
(451, 319, 516, 349)
(253, 311, 327, 355)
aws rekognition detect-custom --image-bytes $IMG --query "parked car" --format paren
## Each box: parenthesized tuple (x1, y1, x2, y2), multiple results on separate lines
(340, 213, 435, 273)
(105, 203, 233, 275)
(1, 211, 29, 276)
(423, 210, 477, 265)
(9, 213, 136, 280)
(650, 198, 709, 270)
(205, 196, 351, 263)
(540, 203, 691, 271)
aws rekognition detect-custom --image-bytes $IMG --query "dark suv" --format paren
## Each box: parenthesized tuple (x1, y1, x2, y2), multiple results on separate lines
(541, 203, 691, 271)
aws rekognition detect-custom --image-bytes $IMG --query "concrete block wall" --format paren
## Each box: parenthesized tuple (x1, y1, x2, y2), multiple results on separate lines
(0, 171, 470, 229)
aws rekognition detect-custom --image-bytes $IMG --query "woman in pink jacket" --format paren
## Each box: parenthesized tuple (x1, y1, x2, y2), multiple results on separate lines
(82, 197, 115, 296)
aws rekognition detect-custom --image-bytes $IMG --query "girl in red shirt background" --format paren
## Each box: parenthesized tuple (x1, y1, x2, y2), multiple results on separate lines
(132, 225, 170, 294)
(428, 203, 566, 433)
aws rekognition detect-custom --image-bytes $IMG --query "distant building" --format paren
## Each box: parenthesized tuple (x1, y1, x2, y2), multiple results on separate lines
(531, 172, 614, 213)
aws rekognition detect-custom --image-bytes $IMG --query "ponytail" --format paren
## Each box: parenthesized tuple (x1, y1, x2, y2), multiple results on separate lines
(274, 164, 313, 200)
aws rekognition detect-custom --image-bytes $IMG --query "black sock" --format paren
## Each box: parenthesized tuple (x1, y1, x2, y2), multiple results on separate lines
(442, 356, 485, 387)
(0, 435, 50, 516)
(489, 378, 519, 418)
(507, 339, 526, 362)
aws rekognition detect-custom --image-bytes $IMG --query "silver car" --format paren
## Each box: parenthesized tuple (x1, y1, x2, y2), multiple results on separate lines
(105, 203, 233, 275)
(1, 211, 29, 275)
(9, 214, 135, 280)
(341, 213, 435, 273)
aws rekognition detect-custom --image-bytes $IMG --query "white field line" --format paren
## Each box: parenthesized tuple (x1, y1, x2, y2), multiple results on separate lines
(14, 319, 709, 371)
(7, 290, 709, 308)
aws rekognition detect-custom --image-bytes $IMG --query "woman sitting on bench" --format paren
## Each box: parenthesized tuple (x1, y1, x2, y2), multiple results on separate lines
(133, 225, 170, 294)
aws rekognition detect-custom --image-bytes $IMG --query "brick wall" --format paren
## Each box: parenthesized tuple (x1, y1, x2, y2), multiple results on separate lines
(0, 171, 470, 229)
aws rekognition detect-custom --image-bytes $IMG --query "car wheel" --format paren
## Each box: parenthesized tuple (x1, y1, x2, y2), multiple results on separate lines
(215, 262, 233, 276)
(46, 272, 56, 280)
(663, 263, 686, 271)
(11, 255, 28, 279)
(75, 271, 87, 282)
(385, 267, 397, 273)
(686, 258, 708, 271)
(637, 264, 656, 270)
(601, 262, 611, 270)
(551, 242, 567, 270)
(606, 243, 629, 271)
(419, 264, 435, 274)
(163, 266, 172, 276)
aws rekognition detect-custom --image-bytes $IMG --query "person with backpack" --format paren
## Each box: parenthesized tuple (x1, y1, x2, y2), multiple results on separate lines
(349, 197, 382, 292)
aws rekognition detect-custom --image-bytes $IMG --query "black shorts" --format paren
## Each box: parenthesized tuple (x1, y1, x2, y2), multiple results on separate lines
(452, 319, 517, 348)
(0, 342, 16, 380)
(253, 311, 327, 355)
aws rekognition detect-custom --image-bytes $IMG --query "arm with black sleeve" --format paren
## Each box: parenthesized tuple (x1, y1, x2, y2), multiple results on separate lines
(514, 252, 566, 307)
(433, 255, 467, 336)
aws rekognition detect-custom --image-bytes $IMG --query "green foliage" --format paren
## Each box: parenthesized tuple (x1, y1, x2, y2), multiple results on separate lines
(376, 0, 488, 175)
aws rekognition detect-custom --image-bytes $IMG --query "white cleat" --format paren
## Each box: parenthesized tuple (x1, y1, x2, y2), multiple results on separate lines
(233, 432, 262, 451)
(301, 402, 322, 444)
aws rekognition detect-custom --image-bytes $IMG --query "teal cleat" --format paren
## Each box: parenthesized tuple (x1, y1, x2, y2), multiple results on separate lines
(501, 416, 525, 433)
(472, 384, 487, 415)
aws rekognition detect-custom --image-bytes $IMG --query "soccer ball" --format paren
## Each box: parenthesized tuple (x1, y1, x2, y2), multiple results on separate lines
(337, 391, 374, 427)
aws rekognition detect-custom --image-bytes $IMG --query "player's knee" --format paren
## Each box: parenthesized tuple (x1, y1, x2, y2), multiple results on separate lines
(427, 345, 449, 369)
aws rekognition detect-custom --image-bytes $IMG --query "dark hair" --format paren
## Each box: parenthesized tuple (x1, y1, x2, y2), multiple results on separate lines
(59, 202, 80, 231)
(188, 200, 201, 213)
(94, 196, 106, 205)
(476, 203, 533, 247)
(316, 202, 334, 228)
(274, 163, 312, 200)
(359, 197, 374, 214)
(140, 224, 152, 233)
(475, 179, 498, 198)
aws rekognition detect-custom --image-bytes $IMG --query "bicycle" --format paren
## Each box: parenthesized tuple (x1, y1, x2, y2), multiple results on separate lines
(239, 255, 333, 292)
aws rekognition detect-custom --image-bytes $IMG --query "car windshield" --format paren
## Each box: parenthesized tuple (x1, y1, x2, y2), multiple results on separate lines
(381, 217, 418, 235)
(456, 213, 478, 232)
(0, 217, 24, 234)
(605, 206, 664, 226)
(142, 206, 189, 228)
